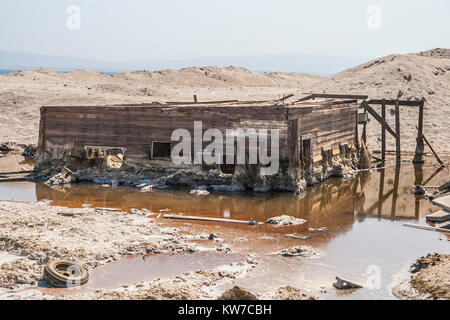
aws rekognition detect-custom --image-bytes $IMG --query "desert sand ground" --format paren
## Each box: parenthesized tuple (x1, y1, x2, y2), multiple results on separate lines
(1, 48, 449, 155)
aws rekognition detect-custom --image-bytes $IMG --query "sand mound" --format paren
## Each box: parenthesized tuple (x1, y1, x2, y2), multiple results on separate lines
(393, 253, 450, 300)
(113, 65, 322, 87)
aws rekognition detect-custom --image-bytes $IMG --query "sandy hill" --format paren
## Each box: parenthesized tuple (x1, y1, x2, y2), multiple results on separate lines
(112, 66, 322, 87)
(0, 49, 448, 155)
(301, 48, 450, 154)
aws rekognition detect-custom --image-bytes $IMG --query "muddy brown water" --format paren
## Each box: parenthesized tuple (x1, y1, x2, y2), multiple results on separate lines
(0, 156, 449, 299)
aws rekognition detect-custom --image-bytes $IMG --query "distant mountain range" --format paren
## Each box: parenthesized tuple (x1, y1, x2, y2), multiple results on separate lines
(0, 50, 370, 76)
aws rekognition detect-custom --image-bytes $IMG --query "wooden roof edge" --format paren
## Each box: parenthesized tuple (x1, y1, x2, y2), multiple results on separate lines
(294, 93, 369, 103)
(366, 99, 424, 107)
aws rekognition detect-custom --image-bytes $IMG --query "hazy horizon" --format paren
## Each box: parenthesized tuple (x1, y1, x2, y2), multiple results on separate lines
(1, 1, 449, 73)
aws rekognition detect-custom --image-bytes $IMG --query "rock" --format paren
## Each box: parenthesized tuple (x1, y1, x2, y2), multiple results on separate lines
(278, 245, 322, 258)
(208, 233, 218, 240)
(216, 244, 231, 253)
(138, 184, 155, 192)
(246, 254, 258, 265)
(333, 277, 363, 290)
(130, 208, 152, 216)
(190, 189, 210, 196)
(412, 185, 426, 195)
(210, 185, 244, 192)
(266, 215, 306, 226)
(44, 168, 73, 187)
(218, 286, 258, 300)
(272, 286, 318, 300)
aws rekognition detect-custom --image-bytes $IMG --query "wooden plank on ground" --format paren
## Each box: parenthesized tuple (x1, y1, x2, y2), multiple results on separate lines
(426, 210, 450, 223)
(403, 222, 450, 233)
(163, 214, 263, 225)
(432, 196, 450, 211)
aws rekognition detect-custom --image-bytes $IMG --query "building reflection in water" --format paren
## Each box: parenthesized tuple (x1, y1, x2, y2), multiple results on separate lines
(35, 162, 447, 238)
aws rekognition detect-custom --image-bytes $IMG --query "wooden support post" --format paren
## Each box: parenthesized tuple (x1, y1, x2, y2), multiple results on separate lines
(381, 100, 386, 161)
(193, 95, 198, 102)
(413, 104, 424, 163)
(377, 169, 385, 217)
(362, 108, 367, 145)
(355, 110, 359, 151)
(395, 100, 401, 162)
(390, 163, 400, 219)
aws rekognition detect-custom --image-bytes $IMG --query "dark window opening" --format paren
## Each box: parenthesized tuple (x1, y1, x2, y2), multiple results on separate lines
(152, 142, 171, 159)
(220, 163, 235, 174)
(220, 154, 235, 174)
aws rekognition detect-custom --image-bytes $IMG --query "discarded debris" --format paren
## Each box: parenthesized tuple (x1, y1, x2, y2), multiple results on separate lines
(426, 210, 450, 223)
(412, 185, 426, 195)
(57, 211, 88, 217)
(94, 207, 120, 212)
(266, 215, 306, 226)
(44, 259, 89, 288)
(308, 227, 328, 232)
(285, 234, 310, 240)
(333, 277, 362, 290)
(44, 167, 73, 187)
(162, 214, 263, 225)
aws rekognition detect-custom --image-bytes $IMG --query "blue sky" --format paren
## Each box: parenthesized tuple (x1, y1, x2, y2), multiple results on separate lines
(1, 0, 449, 62)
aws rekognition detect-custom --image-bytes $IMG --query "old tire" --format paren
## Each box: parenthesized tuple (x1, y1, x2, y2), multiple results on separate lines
(44, 259, 89, 288)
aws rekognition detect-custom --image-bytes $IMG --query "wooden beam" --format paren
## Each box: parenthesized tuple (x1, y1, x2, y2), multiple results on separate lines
(394, 100, 401, 162)
(295, 93, 368, 103)
(279, 93, 294, 101)
(193, 95, 197, 103)
(413, 105, 425, 163)
(390, 163, 400, 218)
(354, 110, 359, 150)
(360, 101, 398, 139)
(381, 100, 386, 161)
(166, 99, 239, 105)
(367, 99, 424, 107)
(163, 214, 263, 225)
(377, 169, 385, 216)
(422, 131, 444, 165)
(362, 109, 367, 145)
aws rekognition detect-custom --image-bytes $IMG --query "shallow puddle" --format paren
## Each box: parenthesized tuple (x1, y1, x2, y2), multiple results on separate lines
(0, 156, 449, 299)
(42, 251, 246, 296)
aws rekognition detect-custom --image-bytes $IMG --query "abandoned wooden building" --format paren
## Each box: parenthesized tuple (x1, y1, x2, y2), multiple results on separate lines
(36, 94, 370, 191)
